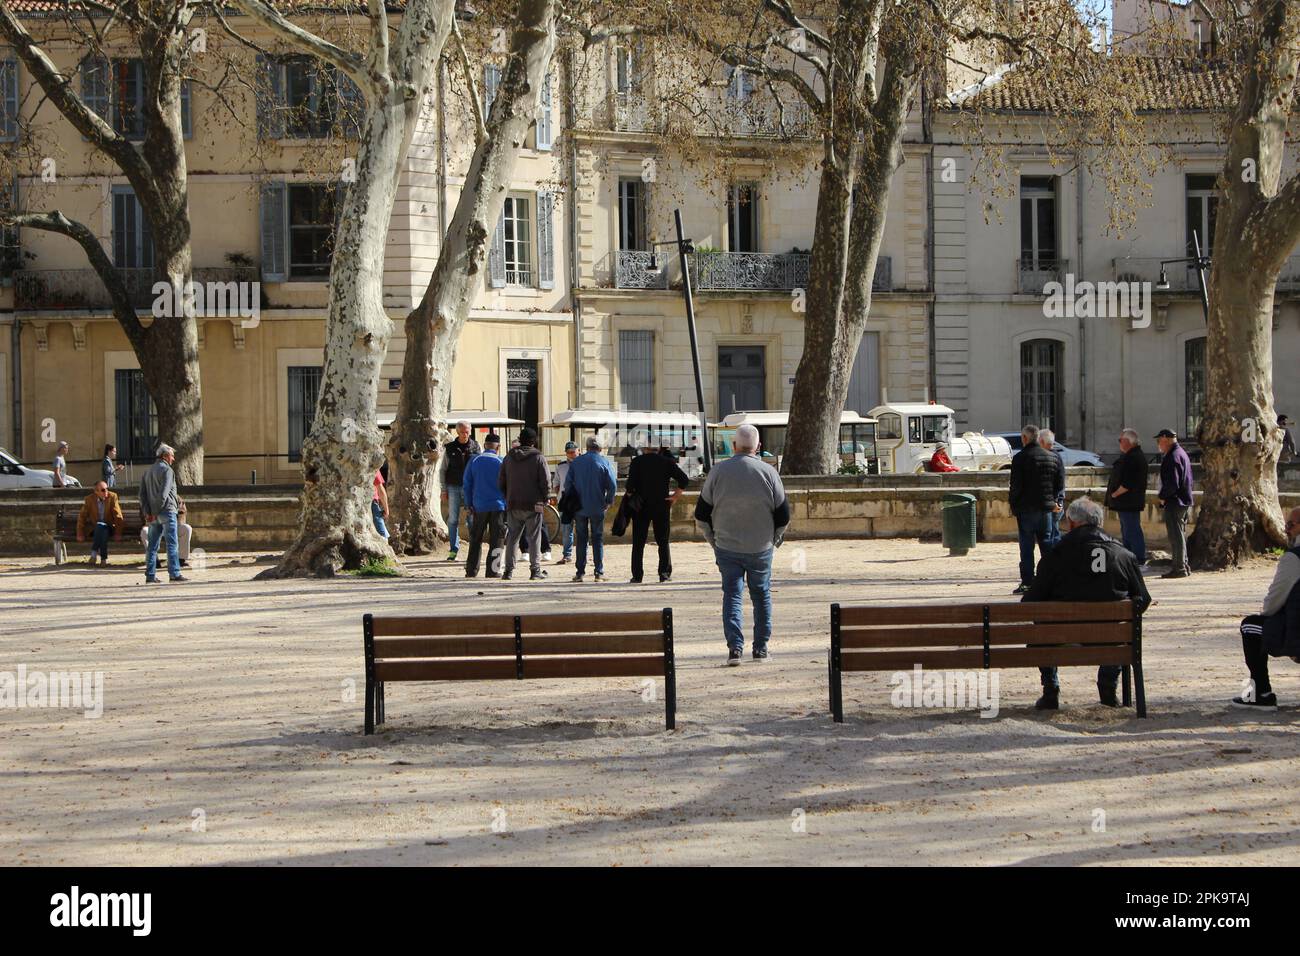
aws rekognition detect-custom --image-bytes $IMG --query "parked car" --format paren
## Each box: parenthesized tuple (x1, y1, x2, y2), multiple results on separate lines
(993, 432, 1105, 468)
(0, 447, 80, 489)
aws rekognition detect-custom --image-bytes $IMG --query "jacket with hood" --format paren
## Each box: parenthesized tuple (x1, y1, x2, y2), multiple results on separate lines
(497, 444, 550, 512)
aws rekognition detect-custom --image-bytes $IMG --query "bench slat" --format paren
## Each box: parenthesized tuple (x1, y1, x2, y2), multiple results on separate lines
(987, 622, 1133, 645)
(840, 649, 984, 671)
(374, 655, 665, 682)
(990, 646, 1134, 668)
(370, 615, 517, 637)
(519, 611, 664, 634)
(988, 601, 1133, 623)
(374, 636, 515, 658)
(375, 659, 518, 681)
(840, 625, 987, 649)
(838, 605, 985, 626)
(374, 633, 668, 659)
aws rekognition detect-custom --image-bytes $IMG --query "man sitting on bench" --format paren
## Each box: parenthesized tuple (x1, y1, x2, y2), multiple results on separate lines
(1024, 496, 1150, 710)
(1232, 505, 1300, 710)
(77, 480, 126, 566)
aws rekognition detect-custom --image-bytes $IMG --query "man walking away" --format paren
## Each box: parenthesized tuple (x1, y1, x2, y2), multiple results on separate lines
(1280, 415, 1296, 465)
(1008, 424, 1062, 594)
(1155, 428, 1194, 579)
(1232, 506, 1300, 709)
(101, 444, 125, 489)
(551, 441, 579, 564)
(627, 444, 690, 583)
(141, 443, 185, 583)
(462, 433, 507, 578)
(1038, 428, 1065, 546)
(498, 427, 550, 580)
(442, 420, 480, 561)
(1106, 427, 1149, 564)
(77, 480, 125, 566)
(695, 423, 790, 665)
(53, 441, 69, 487)
(1024, 496, 1150, 710)
(564, 435, 617, 582)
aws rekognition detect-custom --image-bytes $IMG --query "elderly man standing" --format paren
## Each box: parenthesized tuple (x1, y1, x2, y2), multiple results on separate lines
(1023, 496, 1150, 710)
(695, 423, 790, 665)
(497, 427, 550, 581)
(441, 420, 480, 562)
(564, 435, 617, 582)
(1038, 428, 1066, 546)
(462, 433, 508, 578)
(1106, 427, 1149, 564)
(1009, 424, 1062, 594)
(140, 443, 185, 583)
(550, 441, 580, 564)
(77, 480, 125, 566)
(1233, 506, 1300, 709)
(1155, 428, 1194, 579)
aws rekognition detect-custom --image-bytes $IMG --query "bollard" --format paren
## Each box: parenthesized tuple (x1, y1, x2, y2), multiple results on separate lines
(941, 492, 977, 556)
(251, 469, 257, 485)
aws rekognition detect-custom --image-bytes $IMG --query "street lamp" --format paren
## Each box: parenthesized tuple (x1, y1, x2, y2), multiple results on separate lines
(645, 208, 712, 472)
(1156, 230, 1211, 321)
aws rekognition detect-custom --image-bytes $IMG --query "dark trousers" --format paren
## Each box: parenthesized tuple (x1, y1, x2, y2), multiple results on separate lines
(1118, 509, 1146, 564)
(631, 506, 672, 580)
(1040, 663, 1122, 690)
(91, 521, 111, 559)
(464, 510, 505, 577)
(1163, 504, 1189, 572)
(1016, 511, 1055, 587)
(1240, 615, 1273, 697)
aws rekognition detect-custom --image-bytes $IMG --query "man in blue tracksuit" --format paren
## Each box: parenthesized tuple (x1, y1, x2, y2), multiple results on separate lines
(461, 433, 507, 578)
(563, 435, 617, 581)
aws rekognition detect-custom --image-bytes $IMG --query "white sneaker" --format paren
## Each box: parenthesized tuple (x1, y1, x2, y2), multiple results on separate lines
(541, 550, 553, 562)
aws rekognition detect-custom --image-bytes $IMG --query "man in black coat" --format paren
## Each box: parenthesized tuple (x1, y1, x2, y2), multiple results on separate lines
(1106, 427, 1149, 564)
(625, 446, 690, 583)
(1008, 424, 1065, 594)
(1023, 496, 1150, 710)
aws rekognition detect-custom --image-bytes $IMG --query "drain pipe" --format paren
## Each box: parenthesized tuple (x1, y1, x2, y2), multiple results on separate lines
(10, 317, 20, 456)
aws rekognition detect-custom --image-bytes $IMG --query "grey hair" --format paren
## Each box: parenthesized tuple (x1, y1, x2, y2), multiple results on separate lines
(455, 420, 471, 431)
(57, 440, 69, 450)
(586, 435, 602, 451)
(1021, 424, 1039, 442)
(1038, 428, 1055, 445)
(733, 423, 760, 453)
(155, 443, 176, 459)
(1066, 496, 1104, 527)
(1121, 427, 1140, 443)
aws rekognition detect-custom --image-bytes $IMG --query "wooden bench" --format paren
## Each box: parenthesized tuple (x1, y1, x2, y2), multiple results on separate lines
(828, 600, 1145, 721)
(52, 507, 147, 565)
(362, 609, 677, 734)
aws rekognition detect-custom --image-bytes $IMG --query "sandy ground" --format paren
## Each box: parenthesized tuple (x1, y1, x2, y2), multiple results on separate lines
(1, 537, 1298, 867)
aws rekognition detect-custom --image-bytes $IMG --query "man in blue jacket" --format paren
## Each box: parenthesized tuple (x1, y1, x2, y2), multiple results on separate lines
(461, 433, 507, 578)
(1155, 428, 1194, 579)
(563, 435, 617, 582)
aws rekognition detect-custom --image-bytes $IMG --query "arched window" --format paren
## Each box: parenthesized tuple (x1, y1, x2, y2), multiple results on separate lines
(1185, 336, 1207, 439)
(1020, 339, 1063, 434)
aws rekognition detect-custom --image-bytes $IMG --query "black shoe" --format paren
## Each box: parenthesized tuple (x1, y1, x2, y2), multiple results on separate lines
(145, 577, 161, 584)
(179, 559, 189, 568)
(727, 648, 743, 667)
(169, 575, 188, 582)
(501, 571, 513, 581)
(659, 573, 671, 583)
(1232, 692, 1278, 710)
(465, 572, 478, 578)
(629, 577, 643, 584)
(1098, 684, 1120, 707)
(1160, 569, 1189, 579)
(1012, 583, 1031, 595)
(1035, 687, 1060, 710)
(530, 569, 548, 581)
(752, 647, 769, 662)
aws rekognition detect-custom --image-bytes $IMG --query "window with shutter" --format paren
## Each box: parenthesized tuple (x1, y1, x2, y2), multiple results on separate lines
(287, 183, 337, 279)
(535, 74, 552, 150)
(619, 330, 655, 410)
(80, 55, 110, 121)
(536, 190, 554, 290)
(0, 59, 17, 141)
(111, 186, 154, 270)
(489, 207, 506, 289)
(260, 181, 288, 282)
(181, 80, 192, 139)
(288, 366, 323, 461)
(484, 64, 501, 120)
(0, 176, 18, 284)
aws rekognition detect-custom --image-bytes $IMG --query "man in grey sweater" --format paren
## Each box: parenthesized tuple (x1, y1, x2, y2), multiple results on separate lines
(694, 423, 790, 665)
(140, 443, 185, 583)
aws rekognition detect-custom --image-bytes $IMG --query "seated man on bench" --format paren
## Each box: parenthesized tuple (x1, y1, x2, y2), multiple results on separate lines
(77, 480, 126, 566)
(1024, 496, 1150, 710)
(1232, 505, 1300, 710)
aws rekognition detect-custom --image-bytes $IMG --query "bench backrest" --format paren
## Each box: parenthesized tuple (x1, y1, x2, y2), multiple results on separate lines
(364, 609, 673, 683)
(831, 601, 1137, 672)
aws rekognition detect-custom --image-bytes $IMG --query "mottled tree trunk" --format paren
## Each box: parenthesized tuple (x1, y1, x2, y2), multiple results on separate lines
(387, 0, 557, 553)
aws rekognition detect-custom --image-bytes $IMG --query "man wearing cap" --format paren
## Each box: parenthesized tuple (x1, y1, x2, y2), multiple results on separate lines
(1155, 428, 1194, 578)
(497, 427, 550, 581)
(1280, 415, 1296, 465)
(462, 433, 508, 578)
(563, 435, 617, 582)
(550, 441, 580, 564)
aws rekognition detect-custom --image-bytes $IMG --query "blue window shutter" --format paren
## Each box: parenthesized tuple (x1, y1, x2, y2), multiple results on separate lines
(483, 64, 501, 121)
(255, 55, 284, 140)
(260, 181, 288, 281)
(536, 74, 552, 151)
(489, 207, 506, 288)
(537, 190, 555, 290)
(80, 55, 109, 120)
(336, 68, 363, 139)
(1, 60, 16, 141)
(181, 80, 192, 139)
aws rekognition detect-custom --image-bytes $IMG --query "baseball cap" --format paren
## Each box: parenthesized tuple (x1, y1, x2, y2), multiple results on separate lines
(1154, 428, 1177, 440)
(564, 441, 578, 451)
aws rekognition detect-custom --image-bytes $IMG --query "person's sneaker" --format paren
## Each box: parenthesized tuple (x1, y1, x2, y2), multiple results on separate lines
(594, 573, 607, 582)
(1012, 583, 1031, 595)
(169, 575, 188, 582)
(1232, 692, 1278, 710)
(180, 558, 189, 568)
(99, 555, 107, 566)
(465, 572, 478, 579)
(445, 550, 459, 561)
(1160, 569, 1190, 579)
(727, 648, 743, 667)
(1098, 683, 1120, 707)
(145, 577, 161, 584)
(501, 571, 513, 581)
(1035, 687, 1060, 710)
(752, 647, 769, 662)
(556, 556, 570, 565)
(87, 555, 99, 566)
(541, 550, 553, 562)
(572, 572, 584, 582)
(659, 573, 671, 583)
(530, 568, 548, 581)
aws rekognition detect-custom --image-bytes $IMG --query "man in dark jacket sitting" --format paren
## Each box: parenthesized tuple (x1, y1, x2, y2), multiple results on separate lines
(1232, 505, 1300, 709)
(1008, 424, 1065, 594)
(1023, 496, 1151, 710)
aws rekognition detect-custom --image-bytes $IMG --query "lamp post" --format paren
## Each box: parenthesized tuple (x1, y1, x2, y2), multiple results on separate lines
(647, 208, 712, 471)
(1155, 230, 1210, 321)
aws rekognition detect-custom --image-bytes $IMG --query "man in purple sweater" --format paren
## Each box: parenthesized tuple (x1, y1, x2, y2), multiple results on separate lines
(1155, 428, 1194, 579)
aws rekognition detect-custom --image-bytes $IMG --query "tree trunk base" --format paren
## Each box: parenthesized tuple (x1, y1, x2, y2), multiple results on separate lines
(255, 526, 400, 579)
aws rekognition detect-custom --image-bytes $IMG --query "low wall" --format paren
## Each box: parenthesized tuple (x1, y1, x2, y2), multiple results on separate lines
(6, 483, 1294, 555)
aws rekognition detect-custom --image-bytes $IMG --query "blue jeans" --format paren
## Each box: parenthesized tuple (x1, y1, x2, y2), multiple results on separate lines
(1041, 664, 1122, 690)
(1047, 506, 1062, 547)
(1117, 510, 1146, 563)
(1016, 511, 1056, 587)
(714, 547, 773, 652)
(559, 520, 574, 559)
(575, 513, 605, 575)
(146, 511, 181, 580)
(371, 500, 389, 539)
(90, 521, 112, 559)
(446, 484, 465, 552)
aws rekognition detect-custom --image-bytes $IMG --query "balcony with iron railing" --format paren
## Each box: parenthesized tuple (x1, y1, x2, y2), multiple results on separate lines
(1016, 258, 1070, 295)
(609, 249, 893, 294)
(12, 266, 261, 311)
(611, 89, 817, 139)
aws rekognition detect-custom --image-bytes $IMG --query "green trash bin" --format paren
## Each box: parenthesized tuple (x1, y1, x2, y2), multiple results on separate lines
(941, 492, 977, 556)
